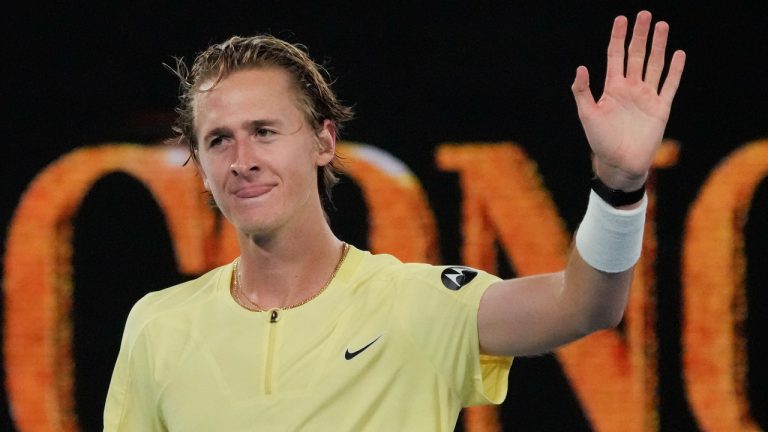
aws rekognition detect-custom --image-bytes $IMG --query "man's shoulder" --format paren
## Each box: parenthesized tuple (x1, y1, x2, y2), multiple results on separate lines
(348, 248, 427, 288)
(124, 264, 229, 333)
(353, 248, 498, 293)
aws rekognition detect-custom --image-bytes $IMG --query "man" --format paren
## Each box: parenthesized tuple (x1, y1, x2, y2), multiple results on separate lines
(104, 10, 684, 430)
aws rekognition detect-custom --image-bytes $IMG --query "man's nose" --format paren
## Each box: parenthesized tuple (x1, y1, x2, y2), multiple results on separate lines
(230, 140, 260, 177)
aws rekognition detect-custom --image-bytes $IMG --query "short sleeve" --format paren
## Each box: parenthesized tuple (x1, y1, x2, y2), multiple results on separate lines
(395, 264, 513, 407)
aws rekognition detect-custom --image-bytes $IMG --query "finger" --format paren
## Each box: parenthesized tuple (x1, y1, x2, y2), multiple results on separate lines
(659, 50, 686, 104)
(626, 10, 653, 81)
(605, 15, 628, 83)
(645, 21, 669, 91)
(571, 65, 596, 116)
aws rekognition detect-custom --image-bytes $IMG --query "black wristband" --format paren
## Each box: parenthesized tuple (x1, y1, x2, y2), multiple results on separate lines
(590, 176, 646, 207)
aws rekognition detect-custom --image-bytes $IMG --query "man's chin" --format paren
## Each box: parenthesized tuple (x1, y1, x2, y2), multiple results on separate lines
(236, 219, 281, 239)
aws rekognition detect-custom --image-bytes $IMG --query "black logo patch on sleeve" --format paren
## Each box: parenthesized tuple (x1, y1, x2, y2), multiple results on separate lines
(440, 267, 478, 290)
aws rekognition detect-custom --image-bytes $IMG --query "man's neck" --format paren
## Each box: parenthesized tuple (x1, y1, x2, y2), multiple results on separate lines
(235, 221, 344, 310)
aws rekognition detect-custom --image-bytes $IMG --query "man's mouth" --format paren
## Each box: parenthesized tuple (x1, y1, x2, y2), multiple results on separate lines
(233, 184, 275, 199)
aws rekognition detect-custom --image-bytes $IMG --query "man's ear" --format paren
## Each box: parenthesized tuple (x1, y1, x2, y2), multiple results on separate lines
(316, 119, 337, 166)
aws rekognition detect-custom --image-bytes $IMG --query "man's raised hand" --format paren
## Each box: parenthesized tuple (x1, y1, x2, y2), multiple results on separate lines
(571, 10, 686, 193)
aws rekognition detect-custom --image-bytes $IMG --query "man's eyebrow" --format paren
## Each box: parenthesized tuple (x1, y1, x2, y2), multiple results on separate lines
(202, 127, 231, 141)
(201, 119, 286, 141)
(245, 118, 282, 130)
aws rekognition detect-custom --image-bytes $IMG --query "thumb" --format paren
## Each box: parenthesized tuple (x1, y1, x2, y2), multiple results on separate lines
(571, 66, 595, 116)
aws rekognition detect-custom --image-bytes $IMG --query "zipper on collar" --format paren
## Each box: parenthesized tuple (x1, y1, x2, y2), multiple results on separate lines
(264, 308, 280, 394)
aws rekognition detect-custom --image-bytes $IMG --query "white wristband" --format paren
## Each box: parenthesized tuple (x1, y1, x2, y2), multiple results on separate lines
(575, 190, 647, 273)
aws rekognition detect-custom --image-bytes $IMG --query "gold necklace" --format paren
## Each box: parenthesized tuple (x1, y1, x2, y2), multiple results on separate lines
(230, 243, 350, 312)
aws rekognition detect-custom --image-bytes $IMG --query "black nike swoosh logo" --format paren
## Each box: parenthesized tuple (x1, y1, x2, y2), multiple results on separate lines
(344, 335, 383, 360)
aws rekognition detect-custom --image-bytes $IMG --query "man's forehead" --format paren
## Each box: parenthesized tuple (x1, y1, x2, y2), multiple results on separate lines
(192, 67, 310, 132)
(191, 69, 311, 137)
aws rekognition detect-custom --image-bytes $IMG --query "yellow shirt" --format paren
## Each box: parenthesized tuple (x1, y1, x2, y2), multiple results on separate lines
(104, 246, 512, 431)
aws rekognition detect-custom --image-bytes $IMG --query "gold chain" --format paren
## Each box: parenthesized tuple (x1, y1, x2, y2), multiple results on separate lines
(230, 243, 350, 312)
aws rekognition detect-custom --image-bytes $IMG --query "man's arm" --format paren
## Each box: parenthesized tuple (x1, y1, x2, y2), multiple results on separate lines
(477, 10, 686, 357)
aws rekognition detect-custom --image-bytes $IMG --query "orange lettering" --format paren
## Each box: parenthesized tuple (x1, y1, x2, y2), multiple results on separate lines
(437, 142, 678, 432)
(8, 138, 755, 432)
(3, 143, 234, 431)
(682, 140, 767, 431)
(337, 142, 439, 263)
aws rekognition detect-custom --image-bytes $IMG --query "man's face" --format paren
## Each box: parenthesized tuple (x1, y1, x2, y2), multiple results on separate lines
(193, 67, 335, 236)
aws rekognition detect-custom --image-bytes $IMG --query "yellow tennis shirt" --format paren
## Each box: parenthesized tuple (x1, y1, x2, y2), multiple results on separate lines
(104, 246, 512, 431)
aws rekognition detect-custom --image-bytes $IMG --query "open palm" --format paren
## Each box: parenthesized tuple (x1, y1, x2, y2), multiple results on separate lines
(572, 11, 686, 191)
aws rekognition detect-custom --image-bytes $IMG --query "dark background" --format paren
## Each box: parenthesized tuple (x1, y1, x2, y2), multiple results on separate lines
(2, 1, 767, 431)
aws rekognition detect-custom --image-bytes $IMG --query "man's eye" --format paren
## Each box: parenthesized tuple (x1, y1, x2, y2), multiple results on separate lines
(256, 128, 274, 137)
(209, 136, 224, 147)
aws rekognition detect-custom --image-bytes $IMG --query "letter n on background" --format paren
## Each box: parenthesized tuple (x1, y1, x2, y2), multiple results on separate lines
(437, 142, 666, 432)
